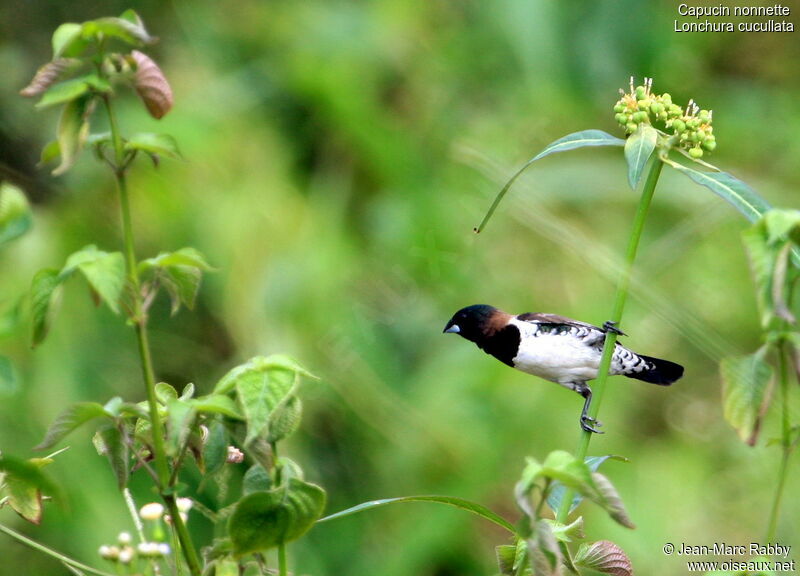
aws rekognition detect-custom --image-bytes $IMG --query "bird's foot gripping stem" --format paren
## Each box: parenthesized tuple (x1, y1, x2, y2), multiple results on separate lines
(602, 320, 626, 336)
(575, 383, 604, 434)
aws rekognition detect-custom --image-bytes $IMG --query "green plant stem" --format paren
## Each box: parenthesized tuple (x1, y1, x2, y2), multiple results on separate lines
(103, 95, 202, 576)
(556, 157, 664, 523)
(766, 341, 794, 541)
(0, 522, 118, 576)
(278, 543, 288, 576)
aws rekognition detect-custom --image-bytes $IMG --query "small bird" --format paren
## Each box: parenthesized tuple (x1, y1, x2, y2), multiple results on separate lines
(443, 304, 683, 433)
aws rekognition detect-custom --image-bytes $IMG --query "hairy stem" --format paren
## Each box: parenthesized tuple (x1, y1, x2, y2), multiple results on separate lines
(556, 157, 664, 523)
(0, 523, 117, 576)
(103, 95, 202, 576)
(766, 341, 794, 541)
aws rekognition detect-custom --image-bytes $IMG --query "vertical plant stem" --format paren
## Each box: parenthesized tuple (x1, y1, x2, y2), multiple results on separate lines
(123, 487, 146, 542)
(766, 341, 793, 541)
(103, 95, 202, 576)
(278, 544, 288, 576)
(556, 158, 664, 523)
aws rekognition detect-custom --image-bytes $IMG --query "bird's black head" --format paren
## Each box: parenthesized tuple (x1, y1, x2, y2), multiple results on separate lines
(443, 304, 499, 343)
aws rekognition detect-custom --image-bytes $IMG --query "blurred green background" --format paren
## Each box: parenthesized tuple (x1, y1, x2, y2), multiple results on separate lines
(1, 1, 798, 574)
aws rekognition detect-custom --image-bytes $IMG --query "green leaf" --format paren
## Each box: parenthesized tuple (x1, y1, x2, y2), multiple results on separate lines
(0, 455, 60, 524)
(497, 540, 530, 576)
(141, 247, 213, 271)
(236, 367, 295, 445)
(166, 398, 196, 457)
(0, 183, 32, 248)
(192, 394, 244, 419)
(30, 268, 63, 347)
(475, 130, 625, 233)
(517, 452, 634, 529)
(61, 245, 126, 313)
(228, 478, 326, 555)
(317, 495, 516, 534)
(214, 355, 316, 395)
(155, 382, 179, 405)
(125, 133, 182, 160)
(742, 222, 777, 328)
(624, 124, 657, 189)
(664, 159, 772, 223)
(203, 420, 229, 477)
(267, 395, 302, 443)
(162, 265, 202, 314)
(496, 544, 517, 575)
(139, 248, 213, 314)
(0, 356, 17, 395)
(81, 16, 154, 46)
(574, 540, 633, 576)
(213, 355, 314, 445)
(589, 472, 635, 529)
(34, 402, 111, 450)
(721, 350, 774, 446)
(53, 95, 90, 176)
(544, 516, 585, 543)
(119, 9, 144, 27)
(52, 23, 89, 58)
(35, 75, 110, 109)
(527, 519, 563, 576)
(93, 425, 129, 489)
(213, 558, 240, 576)
(546, 455, 627, 514)
(243, 464, 272, 495)
(39, 140, 61, 167)
(763, 209, 800, 246)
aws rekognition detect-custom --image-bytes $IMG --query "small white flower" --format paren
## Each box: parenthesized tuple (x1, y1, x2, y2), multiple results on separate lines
(117, 531, 132, 545)
(176, 497, 193, 513)
(98, 545, 116, 560)
(139, 502, 164, 520)
(158, 543, 172, 556)
(118, 547, 134, 564)
(138, 541, 158, 556)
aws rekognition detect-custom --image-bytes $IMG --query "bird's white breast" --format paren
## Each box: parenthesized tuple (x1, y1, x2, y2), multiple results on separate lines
(509, 318, 602, 385)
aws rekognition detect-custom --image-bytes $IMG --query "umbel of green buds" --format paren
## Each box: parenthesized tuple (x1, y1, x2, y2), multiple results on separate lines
(613, 77, 716, 158)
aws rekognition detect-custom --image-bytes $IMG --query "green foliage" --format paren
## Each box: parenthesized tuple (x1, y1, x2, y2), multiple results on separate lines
(228, 478, 326, 556)
(23, 10, 172, 175)
(623, 124, 657, 189)
(35, 401, 111, 451)
(500, 452, 634, 575)
(721, 350, 774, 446)
(139, 248, 211, 315)
(663, 160, 773, 224)
(475, 130, 624, 233)
(30, 246, 125, 346)
(0, 454, 60, 524)
(546, 455, 627, 514)
(318, 495, 516, 534)
(721, 209, 799, 446)
(0, 183, 32, 248)
(52, 94, 91, 176)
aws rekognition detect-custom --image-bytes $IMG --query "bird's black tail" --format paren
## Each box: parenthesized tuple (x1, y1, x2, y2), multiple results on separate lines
(625, 355, 684, 385)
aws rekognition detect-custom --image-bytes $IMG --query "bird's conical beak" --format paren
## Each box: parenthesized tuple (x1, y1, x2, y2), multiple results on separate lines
(444, 324, 460, 334)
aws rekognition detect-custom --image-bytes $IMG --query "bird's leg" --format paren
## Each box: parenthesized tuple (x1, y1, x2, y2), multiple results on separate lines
(573, 383, 604, 434)
(602, 320, 626, 336)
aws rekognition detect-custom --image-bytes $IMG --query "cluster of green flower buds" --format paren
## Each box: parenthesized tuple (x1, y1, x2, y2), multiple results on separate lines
(613, 77, 716, 158)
